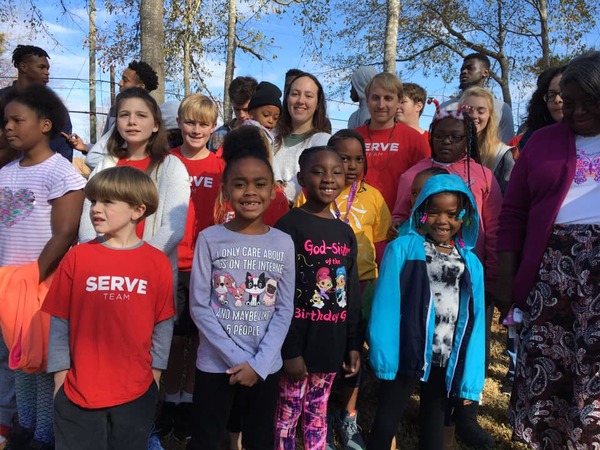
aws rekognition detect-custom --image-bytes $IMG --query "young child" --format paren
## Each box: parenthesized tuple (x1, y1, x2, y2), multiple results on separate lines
(0, 85, 85, 449)
(187, 150, 295, 450)
(355, 72, 430, 211)
(295, 131, 391, 449)
(390, 101, 500, 448)
(42, 166, 175, 449)
(395, 82, 428, 138)
(368, 174, 486, 450)
(154, 94, 224, 440)
(388, 167, 450, 240)
(245, 81, 281, 149)
(214, 126, 289, 226)
(78, 87, 190, 304)
(274, 146, 361, 450)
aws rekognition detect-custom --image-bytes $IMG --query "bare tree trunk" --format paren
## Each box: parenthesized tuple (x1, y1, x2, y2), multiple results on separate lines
(183, 40, 190, 96)
(110, 65, 116, 105)
(383, 0, 399, 74)
(140, 0, 165, 103)
(537, 0, 550, 69)
(88, 0, 97, 143)
(223, 0, 237, 123)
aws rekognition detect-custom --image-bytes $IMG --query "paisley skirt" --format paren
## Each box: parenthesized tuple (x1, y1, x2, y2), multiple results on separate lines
(509, 224, 600, 449)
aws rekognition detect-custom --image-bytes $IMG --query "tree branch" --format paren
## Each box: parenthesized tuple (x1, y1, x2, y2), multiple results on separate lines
(396, 42, 443, 62)
(235, 40, 265, 60)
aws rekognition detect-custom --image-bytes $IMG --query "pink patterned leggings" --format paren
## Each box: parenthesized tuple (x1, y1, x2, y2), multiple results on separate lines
(274, 372, 336, 450)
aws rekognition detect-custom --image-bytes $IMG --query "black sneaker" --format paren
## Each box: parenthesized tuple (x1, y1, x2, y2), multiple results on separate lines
(173, 402, 193, 441)
(154, 401, 177, 438)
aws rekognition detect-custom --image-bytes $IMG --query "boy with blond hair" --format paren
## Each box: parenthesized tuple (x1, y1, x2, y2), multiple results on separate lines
(44, 166, 175, 449)
(154, 93, 225, 439)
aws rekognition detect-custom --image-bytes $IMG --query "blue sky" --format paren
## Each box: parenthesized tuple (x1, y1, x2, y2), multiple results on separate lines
(3, 1, 600, 142)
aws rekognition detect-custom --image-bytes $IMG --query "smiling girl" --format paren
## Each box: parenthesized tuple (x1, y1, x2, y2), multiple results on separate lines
(391, 101, 501, 448)
(79, 87, 190, 306)
(274, 146, 361, 450)
(272, 73, 331, 203)
(187, 149, 295, 450)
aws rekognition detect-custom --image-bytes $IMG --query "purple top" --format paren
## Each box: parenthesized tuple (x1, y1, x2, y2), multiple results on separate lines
(497, 122, 577, 308)
(190, 225, 296, 379)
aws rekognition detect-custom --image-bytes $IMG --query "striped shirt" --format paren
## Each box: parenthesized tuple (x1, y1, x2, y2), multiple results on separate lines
(0, 153, 85, 266)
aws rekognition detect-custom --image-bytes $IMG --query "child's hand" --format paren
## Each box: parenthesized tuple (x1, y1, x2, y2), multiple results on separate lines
(53, 370, 68, 398)
(61, 132, 88, 153)
(152, 368, 162, 389)
(342, 350, 361, 378)
(283, 356, 307, 382)
(226, 362, 259, 387)
(387, 222, 400, 241)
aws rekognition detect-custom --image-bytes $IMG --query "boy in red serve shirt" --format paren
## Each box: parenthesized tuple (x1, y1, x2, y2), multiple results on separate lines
(156, 94, 224, 439)
(355, 72, 430, 211)
(43, 166, 175, 449)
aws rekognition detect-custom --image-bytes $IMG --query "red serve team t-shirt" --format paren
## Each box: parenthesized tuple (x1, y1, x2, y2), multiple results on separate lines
(42, 240, 175, 409)
(355, 122, 430, 210)
(171, 148, 225, 271)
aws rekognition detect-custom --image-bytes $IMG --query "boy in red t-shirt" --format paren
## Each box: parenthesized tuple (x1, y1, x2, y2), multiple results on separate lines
(43, 166, 175, 449)
(355, 73, 430, 210)
(157, 94, 224, 439)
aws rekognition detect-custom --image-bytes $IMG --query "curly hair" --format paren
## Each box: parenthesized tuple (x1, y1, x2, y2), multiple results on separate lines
(12, 45, 49, 67)
(107, 87, 168, 174)
(128, 61, 159, 92)
(524, 66, 567, 132)
(275, 73, 329, 150)
(3, 84, 66, 139)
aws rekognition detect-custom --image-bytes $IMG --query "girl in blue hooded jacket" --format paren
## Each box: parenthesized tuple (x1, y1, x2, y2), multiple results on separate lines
(367, 174, 486, 450)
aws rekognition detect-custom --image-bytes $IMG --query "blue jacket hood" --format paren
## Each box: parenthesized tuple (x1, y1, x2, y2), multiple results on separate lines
(408, 174, 479, 250)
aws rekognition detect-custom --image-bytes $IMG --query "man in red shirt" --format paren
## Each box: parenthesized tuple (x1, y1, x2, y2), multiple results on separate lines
(355, 73, 430, 211)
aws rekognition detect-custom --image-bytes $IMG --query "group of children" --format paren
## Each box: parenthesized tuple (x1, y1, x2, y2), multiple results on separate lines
(0, 67, 505, 450)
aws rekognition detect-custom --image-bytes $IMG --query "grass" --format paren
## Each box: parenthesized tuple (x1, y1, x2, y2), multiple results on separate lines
(162, 311, 527, 449)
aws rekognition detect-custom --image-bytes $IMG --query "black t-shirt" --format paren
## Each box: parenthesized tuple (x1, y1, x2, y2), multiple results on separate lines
(275, 208, 362, 373)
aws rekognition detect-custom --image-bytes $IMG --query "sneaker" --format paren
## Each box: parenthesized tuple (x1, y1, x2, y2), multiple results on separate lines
(325, 413, 336, 450)
(173, 402, 193, 441)
(154, 401, 177, 438)
(338, 411, 366, 450)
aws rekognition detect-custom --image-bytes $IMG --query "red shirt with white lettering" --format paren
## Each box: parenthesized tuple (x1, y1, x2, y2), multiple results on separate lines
(42, 240, 175, 408)
(355, 122, 430, 210)
(171, 147, 225, 270)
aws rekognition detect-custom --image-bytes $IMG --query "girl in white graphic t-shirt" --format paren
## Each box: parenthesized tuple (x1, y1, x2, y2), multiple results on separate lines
(0, 84, 85, 448)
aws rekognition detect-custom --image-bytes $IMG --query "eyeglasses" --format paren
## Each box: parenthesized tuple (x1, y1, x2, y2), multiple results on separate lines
(432, 134, 466, 143)
(543, 91, 562, 102)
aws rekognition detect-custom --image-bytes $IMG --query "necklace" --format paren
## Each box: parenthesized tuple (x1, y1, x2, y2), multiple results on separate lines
(333, 181, 359, 224)
(366, 122, 397, 173)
